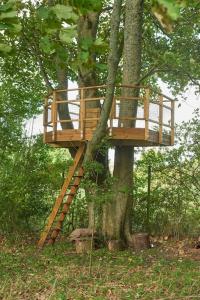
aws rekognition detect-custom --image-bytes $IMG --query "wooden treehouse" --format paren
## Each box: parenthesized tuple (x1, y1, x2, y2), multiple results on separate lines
(38, 85, 175, 248)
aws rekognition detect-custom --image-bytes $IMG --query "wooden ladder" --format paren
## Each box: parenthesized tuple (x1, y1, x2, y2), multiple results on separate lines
(37, 144, 85, 248)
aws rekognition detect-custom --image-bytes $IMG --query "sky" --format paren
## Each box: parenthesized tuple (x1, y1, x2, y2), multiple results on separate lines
(25, 81, 199, 137)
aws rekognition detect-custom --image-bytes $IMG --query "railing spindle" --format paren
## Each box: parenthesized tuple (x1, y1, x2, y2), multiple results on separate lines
(171, 100, 175, 145)
(52, 90, 57, 142)
(80, 88, 85, 139)
(43, 97, 48, 143)
(144, 88, 150, 140)
(159, 95, 163, 144)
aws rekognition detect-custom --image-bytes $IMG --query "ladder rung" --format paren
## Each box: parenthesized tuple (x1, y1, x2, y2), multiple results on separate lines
(69, 184, 79, 187)
(65, 193, 75, 196)
(73, 175, 83, 178)
(54, 227, 62, 232)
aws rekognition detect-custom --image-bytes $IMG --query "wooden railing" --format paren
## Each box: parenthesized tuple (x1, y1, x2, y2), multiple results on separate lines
(44, 85, 175, 145)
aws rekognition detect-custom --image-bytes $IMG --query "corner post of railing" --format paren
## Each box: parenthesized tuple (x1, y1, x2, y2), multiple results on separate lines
(80, 88, 85, 140)
(144, 88, 150, 140)
(109, 94, 115, 136)
(43, 96, 48, 143)
(159, 95, 163, 144)
(52, 90, 57, 142)
(171, 100, 175, 145)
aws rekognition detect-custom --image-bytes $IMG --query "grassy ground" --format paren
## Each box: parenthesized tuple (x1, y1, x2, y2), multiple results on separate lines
(0, 237, 200, 300)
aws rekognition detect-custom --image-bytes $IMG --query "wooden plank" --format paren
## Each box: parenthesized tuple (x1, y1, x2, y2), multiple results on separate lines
(111, 128, 145, 140)
(114, 117, 144, 120)
(56, 100, 80, 106)
(84, 97, 105, 101)
(37, 144, 85, 248)
(56, 99, 79, 103)
(54, 85, 107, 93)
(114, 96, 140, 100)
(85, 108, 100, 130)
(58, 119, 80, 123)
(56, 130, 82, 141)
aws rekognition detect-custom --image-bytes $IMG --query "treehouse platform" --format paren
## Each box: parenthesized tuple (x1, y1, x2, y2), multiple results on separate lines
(43, 85, 175, 148)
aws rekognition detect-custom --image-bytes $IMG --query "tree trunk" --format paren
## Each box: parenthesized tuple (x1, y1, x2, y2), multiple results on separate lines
(102, 0, 144, 244)
(81, 1, 123, 229)
(77, 11, 106, 228)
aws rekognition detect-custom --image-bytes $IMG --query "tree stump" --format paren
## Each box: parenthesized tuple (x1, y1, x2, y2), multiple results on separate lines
(68, 228, 96, 241)
(131, 233, 151, 251)
(108, 240, 124, 251)
(75, 238, 93, 254)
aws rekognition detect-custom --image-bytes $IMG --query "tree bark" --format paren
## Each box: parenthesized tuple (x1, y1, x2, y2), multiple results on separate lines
(77, 2, 123, 229)
(102, 0, 144, 244)
(84, 0, 123, 163)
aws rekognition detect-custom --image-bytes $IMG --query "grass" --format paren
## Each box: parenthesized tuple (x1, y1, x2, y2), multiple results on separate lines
(0, 238, 200, 300)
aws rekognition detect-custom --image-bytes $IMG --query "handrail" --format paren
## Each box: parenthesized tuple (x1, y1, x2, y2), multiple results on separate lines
(45, 85, 176, 103)
(44, 84, 175, 146)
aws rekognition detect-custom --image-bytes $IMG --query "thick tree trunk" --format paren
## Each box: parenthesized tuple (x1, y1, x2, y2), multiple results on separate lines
(81, 1, 123, 229)
(77, 11, 106, 228)
(102, 0, 144, 244)
(84, 0, 123, 162)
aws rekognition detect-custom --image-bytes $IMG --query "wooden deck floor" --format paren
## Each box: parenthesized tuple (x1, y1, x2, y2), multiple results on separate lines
(44, 128, 171, 148)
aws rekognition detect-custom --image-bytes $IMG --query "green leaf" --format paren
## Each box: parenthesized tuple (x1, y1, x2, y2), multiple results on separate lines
(0, 23, 14, 30)
(93, 37, 104, 46)
(0, 11, 17, 20)
(80, 37, 93, 51)
(0, 43, 12, 53)
(51, 4, 78, 22)
(96, 63, 107, 71)
(12, 23, 22, 33)
(157, 0, 180, 20)
(0, 0, 16, 12)
(79, 51, 89, 63)
(37, 7, 50, 20)
(39, 36, 55, 54)
(59, 26, 77, 44)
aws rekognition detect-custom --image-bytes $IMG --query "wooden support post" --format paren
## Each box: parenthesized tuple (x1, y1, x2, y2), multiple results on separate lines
(43, 97, 48, 143)
(144, 88, 150, 140)
(52, 91, 57, 142)
(159, 95, 163, 144)
(80, 88, 85, 140)
(171, 100, 175, 145)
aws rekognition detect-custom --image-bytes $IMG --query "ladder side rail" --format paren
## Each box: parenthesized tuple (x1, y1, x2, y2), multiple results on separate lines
(37, 144, 85, 248)
(48, 167, 84, 244)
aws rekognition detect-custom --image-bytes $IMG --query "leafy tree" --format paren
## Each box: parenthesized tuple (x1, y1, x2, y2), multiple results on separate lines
(134, 110, 200, 237)
(0, 0, 199, 243)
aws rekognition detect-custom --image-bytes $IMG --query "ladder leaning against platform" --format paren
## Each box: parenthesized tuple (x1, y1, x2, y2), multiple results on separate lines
(37, 144, 85, 248)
